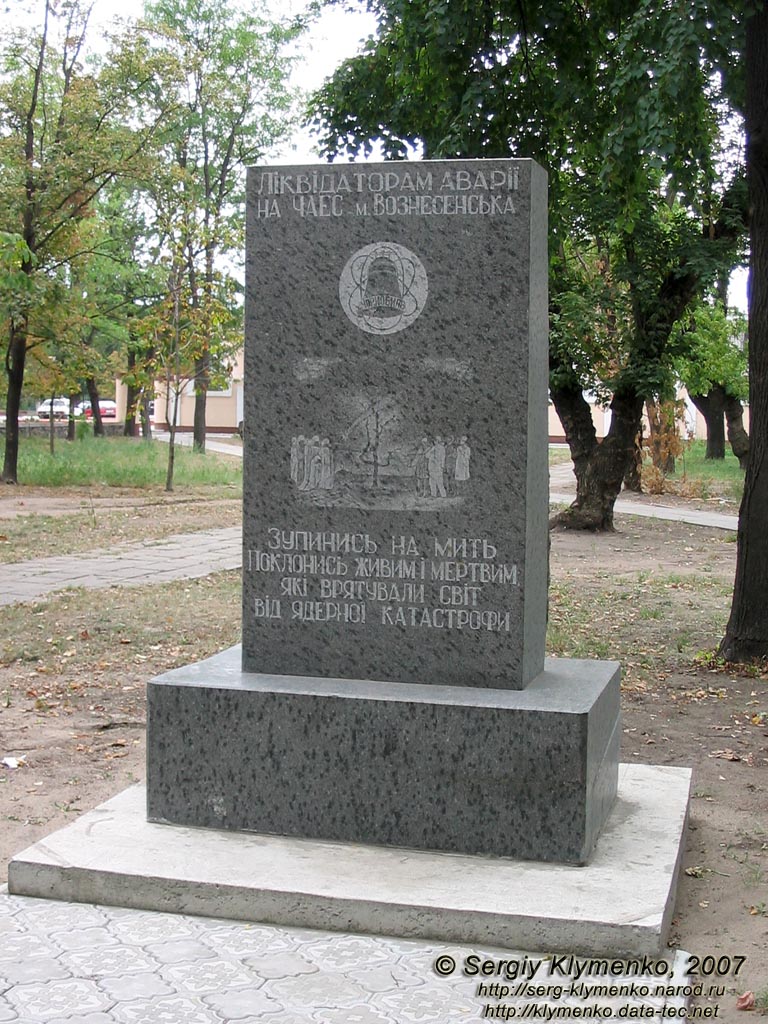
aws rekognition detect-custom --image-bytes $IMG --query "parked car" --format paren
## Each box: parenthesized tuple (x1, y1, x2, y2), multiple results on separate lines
(85, 400, 117, 419)
(74, 400, 91, 417)
(36, 398, 69, 420)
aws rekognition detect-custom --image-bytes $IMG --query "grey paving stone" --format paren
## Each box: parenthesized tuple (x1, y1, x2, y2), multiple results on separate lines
(0, 960, 70, 986)
(200, 988, 284, 1020)
(196, 924, 302, 957)
(300, 934, 395, 970)
(51, 926, 118, 951)
(143, 939, 217, 965)
(110, 995, 214, 1024)
(19, 902, 107, 935)
(105, 913, 199, 945)
(266, 972, 371, 1009)
(95, 972, 175, 1002)
(60, 944, 158, 978)
(241, 952, 318, 980)
(6, 979, 111, 1019)
(311, 1006, 397, 1024)
(0, 932, 61, 961)
(158, 959, 259, 996)
(46, 1015, 117, 1024)
(345, 965, 424, 995)
(373, 984, 477, 1022)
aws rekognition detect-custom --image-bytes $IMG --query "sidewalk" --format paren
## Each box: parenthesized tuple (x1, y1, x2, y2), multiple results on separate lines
(0, 464, 738, 609)
(0, 887, 691, 1024)
(0, 528, 241, 607)
(549, 461, 739, 531)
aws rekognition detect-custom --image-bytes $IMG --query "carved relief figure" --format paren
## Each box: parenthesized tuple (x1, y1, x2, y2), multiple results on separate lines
(319, 438, 335, 490)
(444, 436, 457, 496)
(427, 435, 447, 497)
(290, 436, 301, 483)
(413, 436, 430, 497)
(455, 435, 471, 493)
(299, 435, 322, 490)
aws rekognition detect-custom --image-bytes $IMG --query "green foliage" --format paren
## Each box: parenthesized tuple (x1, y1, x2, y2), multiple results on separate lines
(1, 0, 303, 480)
(673, 302, 748, 400)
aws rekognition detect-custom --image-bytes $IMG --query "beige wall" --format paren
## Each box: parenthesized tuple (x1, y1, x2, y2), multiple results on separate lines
(549, 392, 750, 445)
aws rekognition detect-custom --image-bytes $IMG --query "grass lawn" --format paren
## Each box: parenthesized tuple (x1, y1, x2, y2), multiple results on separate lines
(550, 438, 745, 505)
(14, 435, 242, 490)
(0, 436, 242, 562)
(665, 439, 745, 502)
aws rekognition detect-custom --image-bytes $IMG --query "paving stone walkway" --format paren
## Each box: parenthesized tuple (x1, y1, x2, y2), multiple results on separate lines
(548, 462, 739, 531)
(0, 889, 691, 1024)
(0, 465, 737, 609)
(0, 528, 241, 607)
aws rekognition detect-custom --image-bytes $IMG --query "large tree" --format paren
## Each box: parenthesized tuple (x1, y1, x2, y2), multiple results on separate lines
(674, 302, 749, 464)
(0, 0, 169, 482)
(310, 0, 748, 529)
(720, 3, 768, 662)
(141, 0, 301, 451)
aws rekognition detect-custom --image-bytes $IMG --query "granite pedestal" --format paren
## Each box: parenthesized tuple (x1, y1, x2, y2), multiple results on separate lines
(147, 646, 619, 865)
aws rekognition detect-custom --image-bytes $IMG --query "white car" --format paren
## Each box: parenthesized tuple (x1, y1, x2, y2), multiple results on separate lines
(36, 398, 69, 420)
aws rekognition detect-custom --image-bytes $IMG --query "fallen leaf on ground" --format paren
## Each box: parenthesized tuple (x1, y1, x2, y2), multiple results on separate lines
(709, 749, 741, 761)
(735, 991, 754, 1011)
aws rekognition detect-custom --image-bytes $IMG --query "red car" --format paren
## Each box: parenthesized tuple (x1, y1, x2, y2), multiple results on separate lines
(85, 400, 117, 419)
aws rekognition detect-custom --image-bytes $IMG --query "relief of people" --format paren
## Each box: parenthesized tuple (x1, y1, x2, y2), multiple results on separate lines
(412, 433, 470, 499)
(291, 419, 470, 510)
(291, 435, 335, 492)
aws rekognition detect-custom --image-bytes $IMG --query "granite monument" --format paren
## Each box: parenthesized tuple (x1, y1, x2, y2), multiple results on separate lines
(147, 159, 620, 864)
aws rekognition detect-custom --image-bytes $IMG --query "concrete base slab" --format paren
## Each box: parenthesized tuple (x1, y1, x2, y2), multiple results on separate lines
(8, 762, 690, 957)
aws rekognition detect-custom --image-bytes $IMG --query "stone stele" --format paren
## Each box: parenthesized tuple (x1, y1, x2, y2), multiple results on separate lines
(241, 159, 547, 691)
(147, 159, 621, 865)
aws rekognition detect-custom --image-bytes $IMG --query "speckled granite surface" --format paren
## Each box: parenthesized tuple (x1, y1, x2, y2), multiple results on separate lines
(147, 647, 619, 864)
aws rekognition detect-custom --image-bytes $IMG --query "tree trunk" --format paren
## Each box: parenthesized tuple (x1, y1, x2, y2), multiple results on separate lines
(623, 429, 643, 493)
(48, 393, 56, 455)
(689, 389, 726, 459)
(165, 388, 180, 493)
(720, 2, 768, 662)
(550, 379, 642, 531)
(724, 393, 750, 469)
(192, 351, 208, 452)
(140, 392, 153, 440)
(67, 391, 79, 441)
(86, 378, 104, 437)
(2, 317, 28, 484)
(123, 350, 139, 438)
(645, 399, 677, 474)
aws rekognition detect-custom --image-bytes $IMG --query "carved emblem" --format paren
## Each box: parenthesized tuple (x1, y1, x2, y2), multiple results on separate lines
(339, 242, 428, 335)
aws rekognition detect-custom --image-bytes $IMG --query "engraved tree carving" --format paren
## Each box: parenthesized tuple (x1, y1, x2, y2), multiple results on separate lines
(345, 393, 402, 488)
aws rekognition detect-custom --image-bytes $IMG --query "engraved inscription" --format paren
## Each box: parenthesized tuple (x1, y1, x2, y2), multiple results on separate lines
(248, 529, 518, 634)
(251, 167, 520, 220)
